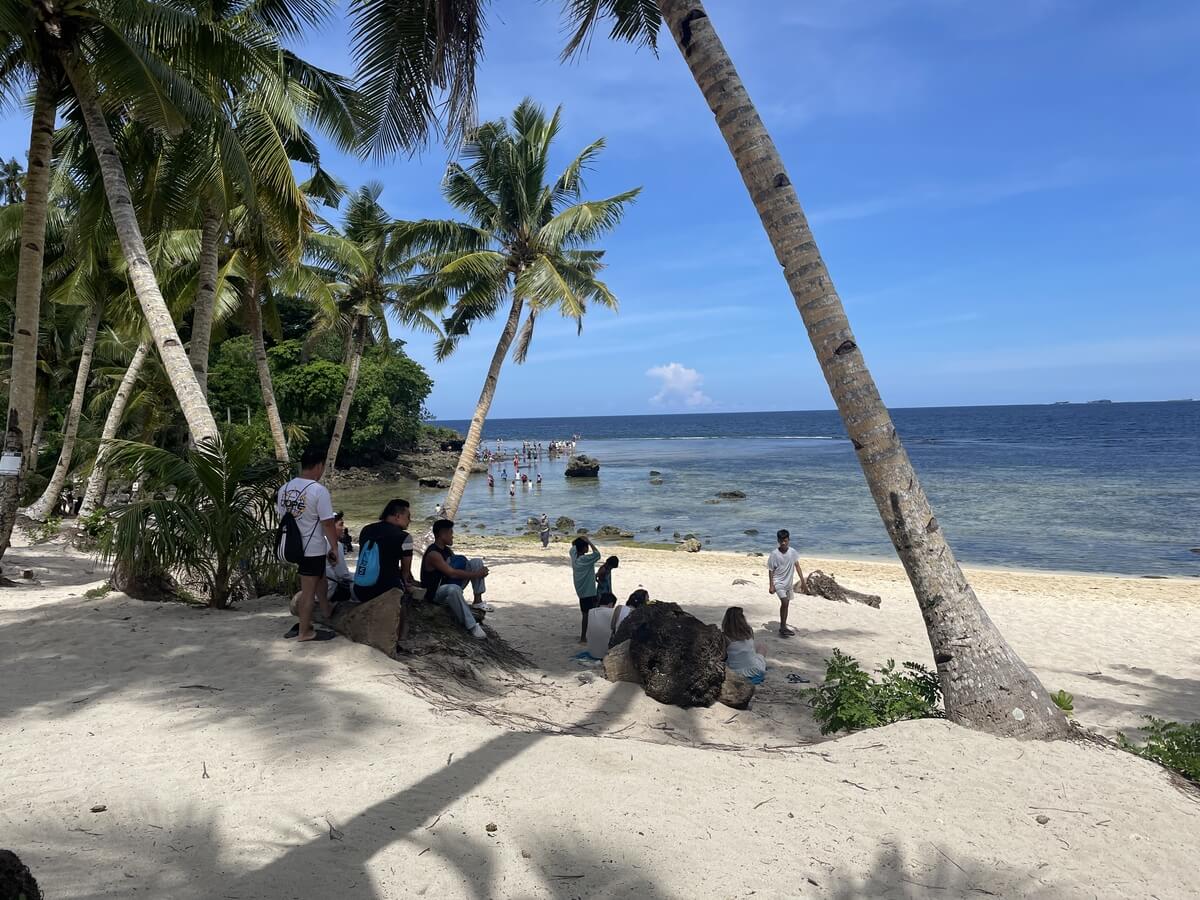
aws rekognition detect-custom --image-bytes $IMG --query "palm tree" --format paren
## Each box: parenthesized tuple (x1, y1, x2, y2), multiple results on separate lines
(77, 336, 152, 519)
(560, 1, 1068, 739)
(99, 435, 283, 608)
(396, 99, 638, 519)
(0, 158, 23, 204)
(302, 183, 440, 472)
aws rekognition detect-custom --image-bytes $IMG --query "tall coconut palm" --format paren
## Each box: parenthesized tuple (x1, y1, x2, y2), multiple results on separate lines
(560, 1, 1068, 740)
(78, 335, 151, 518)
(301, 183, 440, 472)
(396, 100, 638, 520)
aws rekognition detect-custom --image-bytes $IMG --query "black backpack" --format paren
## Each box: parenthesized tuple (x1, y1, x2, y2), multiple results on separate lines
(276, 482, 317, 564)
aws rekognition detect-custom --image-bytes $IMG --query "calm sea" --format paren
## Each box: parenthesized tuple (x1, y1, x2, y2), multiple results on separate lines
(335, 402, 1200, 577)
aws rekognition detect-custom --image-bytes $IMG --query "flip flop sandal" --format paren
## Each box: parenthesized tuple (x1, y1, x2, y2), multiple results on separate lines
(284, 624, 300, 639)
(787, 673, 811, 684)
(472, 601, 495, 612)
(298, 630, 336, 642)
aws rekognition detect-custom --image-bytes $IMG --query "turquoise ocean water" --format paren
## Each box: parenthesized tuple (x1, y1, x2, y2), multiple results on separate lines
(335, 402, 1200, 577)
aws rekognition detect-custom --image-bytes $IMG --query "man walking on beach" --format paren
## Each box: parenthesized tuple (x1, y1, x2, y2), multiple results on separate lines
(768, 528, 807, 638)
(278, 446, 341, 643)
(539, 513, 551, 549)
(570, 536, 603, 642)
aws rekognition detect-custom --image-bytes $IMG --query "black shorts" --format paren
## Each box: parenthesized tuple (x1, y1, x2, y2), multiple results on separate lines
(297, 555, 325, 577)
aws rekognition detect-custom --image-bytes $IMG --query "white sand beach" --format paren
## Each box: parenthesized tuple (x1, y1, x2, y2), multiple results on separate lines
(2, 535, 1198, 899)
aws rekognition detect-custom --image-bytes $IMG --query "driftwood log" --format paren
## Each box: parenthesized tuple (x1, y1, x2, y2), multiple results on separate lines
(802, 570, 881, 608)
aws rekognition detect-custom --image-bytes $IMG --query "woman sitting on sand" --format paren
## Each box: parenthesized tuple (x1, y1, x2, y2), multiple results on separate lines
(722, 607, 767, 684)
(610, 588, 648, 636)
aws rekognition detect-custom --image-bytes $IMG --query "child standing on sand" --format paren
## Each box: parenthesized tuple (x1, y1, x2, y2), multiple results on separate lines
(767, 528, 807, 637)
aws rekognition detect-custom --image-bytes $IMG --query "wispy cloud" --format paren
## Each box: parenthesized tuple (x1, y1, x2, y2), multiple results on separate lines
(646, 362, 712, 407)
(809, 159, 1110, 225)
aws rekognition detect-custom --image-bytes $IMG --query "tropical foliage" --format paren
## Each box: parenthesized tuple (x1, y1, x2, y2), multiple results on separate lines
(395, 98, 638, 519)
(806, 650, 944, 735)
(99, 436, 282, 609)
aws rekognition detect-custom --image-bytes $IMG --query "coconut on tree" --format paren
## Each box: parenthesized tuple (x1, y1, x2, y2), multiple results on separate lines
(394, 99, 638, 521)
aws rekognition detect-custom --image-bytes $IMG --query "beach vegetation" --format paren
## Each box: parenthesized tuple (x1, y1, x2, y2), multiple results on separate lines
(807, 649, 944, 735)
(99, 436, 282, 609)
(1051, 689, 1075, 714)
(1117, 718, 1200, 783)
(394, 98, 639, 521)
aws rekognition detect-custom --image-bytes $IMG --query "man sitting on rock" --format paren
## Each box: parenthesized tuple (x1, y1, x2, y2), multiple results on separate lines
(420, 519, 489, 640)
(585, 593, 619, 660)
(353, 499, 416, 603)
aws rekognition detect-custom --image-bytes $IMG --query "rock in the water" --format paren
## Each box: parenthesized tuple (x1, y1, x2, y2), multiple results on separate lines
(611, 602, 727, 708)
(679, 538, 702, 552)
(719, 668, 756, 709)
(595, 524, 634, 539)
(654, 525, 662, 532)
(649, 478, 664, 485)
(554, 516, 575, 533)
(743, 529, 759, 535)
(576, 527, 589, 534)
(716, 490, 746, 499)
(649, 470, 662, 476)
(417, 475, 451, 488)
(672, 531, 681, 541)
(565, 454, 600, 477)
(704, 498, 720, 505)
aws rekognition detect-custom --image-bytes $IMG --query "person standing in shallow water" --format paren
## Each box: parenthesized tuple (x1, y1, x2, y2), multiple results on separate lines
(767, 528, 807, 637)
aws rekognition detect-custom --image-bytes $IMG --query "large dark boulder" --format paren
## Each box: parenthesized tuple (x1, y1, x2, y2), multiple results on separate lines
(554, 516, 575, 532)
(564, 454, 600, 477)
(716, 490, 746, 499)
(610, 602, 727, 708)
(417, 475, 451, 488)
(594, 524, 634, 538)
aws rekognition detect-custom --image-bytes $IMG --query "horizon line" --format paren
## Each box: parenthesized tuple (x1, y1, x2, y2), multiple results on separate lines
(429, 397, 1196, 422)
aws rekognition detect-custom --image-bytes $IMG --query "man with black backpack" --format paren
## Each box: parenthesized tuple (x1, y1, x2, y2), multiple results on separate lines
(277, 446, 341, 643)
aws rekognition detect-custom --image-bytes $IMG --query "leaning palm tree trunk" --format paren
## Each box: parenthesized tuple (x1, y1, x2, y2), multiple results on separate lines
(63, 58, 220, 445)
(79, 340, 151, 518)
(657, 0, 1067, 739)
(0, 73, 58, 559)
(325, 315, 366, 473)
(441, 293, 524, 520)
(25, 304, 104, 522)
(243, 281, 289, 464)
(189, 206, 222, 398)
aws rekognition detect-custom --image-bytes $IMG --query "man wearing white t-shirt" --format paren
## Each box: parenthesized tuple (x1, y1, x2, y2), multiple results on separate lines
(277, 446, 341, 643)
(767, 528, 807, 638)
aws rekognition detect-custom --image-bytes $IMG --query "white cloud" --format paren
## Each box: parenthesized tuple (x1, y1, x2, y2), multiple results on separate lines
(646, 362, 712, 407)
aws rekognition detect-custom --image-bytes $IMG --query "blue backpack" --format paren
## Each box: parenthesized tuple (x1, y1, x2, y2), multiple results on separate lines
(354, 539, 380, 587)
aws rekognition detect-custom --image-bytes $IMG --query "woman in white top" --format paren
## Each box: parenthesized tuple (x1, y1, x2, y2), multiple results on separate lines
(722, 606, 766, 684)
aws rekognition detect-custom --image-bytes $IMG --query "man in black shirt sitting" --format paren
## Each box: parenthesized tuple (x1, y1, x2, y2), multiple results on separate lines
(353, 499, 416, 603)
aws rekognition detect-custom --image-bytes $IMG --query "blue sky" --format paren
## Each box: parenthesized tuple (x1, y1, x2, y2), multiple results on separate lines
(4, 1, 1198, 419)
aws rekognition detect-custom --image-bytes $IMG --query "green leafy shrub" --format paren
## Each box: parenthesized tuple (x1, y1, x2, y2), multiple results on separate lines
(807, 649, 944, 735)
(1117, 717, 1200, 782)
(1051, 689, 1075, 713)
(100, 435, 284, 609)
(25, 514, 62, 544)
(75, 506, 113, 549)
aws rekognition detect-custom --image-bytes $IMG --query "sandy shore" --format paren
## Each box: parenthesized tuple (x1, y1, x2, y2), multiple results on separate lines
(2, 536, 1198, 898)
